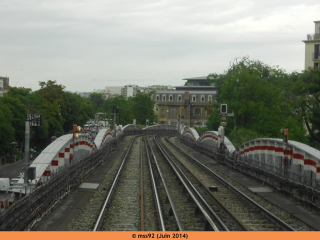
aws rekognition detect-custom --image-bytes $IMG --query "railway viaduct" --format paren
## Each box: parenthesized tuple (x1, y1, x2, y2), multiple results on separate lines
(0, 124, 320, 230)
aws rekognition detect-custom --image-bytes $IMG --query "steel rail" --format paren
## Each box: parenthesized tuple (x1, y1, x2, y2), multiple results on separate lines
(161, 138, 249, 231)
(144, 137, 166, 231)
(166, 137, 296, 231)
(140, 137, 145, 231)
(93, 136, 138, 231)
(154, 136, 227, 231)
(147, 137, 184, 231)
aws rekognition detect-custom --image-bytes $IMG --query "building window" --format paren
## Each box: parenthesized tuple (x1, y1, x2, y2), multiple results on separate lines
(315, 44, 320, 59)
(156, 105, 158, 111)
(161, 107, 165, 115)
(192, 95, 196, 101)
(169, 95, 173, 101)
(315, 62, 320, 69)
(162, 95, 166, 101)
(201, 95, 205, 102)
(194, 108, 201, 116)
(178, 95, 182, 101)
(156, 95, 160, 101)
(208, 95, 212, 102)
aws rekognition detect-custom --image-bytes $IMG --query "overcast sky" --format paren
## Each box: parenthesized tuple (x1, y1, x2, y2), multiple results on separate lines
(0, 0, 319, 92)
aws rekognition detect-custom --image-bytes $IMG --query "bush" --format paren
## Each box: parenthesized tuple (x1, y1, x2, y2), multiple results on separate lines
(227, 128, 265, 149)
(194, 127, 209, 136)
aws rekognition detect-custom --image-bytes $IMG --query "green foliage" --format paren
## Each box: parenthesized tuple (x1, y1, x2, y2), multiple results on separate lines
(0, 95, 28, 142)
(227, 128, 265, 148)
(207, 56, 309, 145)
(0, 82, 94, 153)
(194, 127, 209, 136)
(293, 67, 320, 145)
(131, 93, 157, 125)
(106, 95, 133, 125)
(89, 92, 104, 111)
(0, 104, 15, 152)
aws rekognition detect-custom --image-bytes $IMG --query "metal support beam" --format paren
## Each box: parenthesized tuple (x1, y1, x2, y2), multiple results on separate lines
(24, 122, 30, 185)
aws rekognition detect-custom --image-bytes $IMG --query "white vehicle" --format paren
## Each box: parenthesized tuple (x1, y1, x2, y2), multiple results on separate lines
(10, 178, 23, 186)
(0, 178, 10, 191)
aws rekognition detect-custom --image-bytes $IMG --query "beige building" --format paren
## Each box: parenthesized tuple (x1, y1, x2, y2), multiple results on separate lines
(151, 77, 215, 127)
(303, 20, 320, 70)
(0, 76, 10, 97)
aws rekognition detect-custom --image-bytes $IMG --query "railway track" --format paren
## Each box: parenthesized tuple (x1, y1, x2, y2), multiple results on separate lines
(71, 134, 311, 231)
(162, 136, 302, 231)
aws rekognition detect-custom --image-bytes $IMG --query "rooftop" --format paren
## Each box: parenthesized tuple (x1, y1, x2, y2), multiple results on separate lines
(183, 76, 212, 81)
(153, 90, 216, 94)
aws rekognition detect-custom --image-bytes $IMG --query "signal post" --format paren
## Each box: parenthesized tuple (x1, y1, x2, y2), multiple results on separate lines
(219, 104, 233, 148)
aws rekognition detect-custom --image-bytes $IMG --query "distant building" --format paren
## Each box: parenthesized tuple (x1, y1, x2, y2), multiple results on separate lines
(0, 79, 3, 97)
(151, 77, 215, 127)
(0, 76, 10, 97)
(121, 85, 137, 99)
(76, 92, 91, 98)
(105, 86, 122, 95)
(94, 89, 108, 99)
(303, 20, 320, 70)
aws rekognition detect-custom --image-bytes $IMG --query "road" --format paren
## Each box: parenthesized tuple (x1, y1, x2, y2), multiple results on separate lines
(0, 160, 33, 180)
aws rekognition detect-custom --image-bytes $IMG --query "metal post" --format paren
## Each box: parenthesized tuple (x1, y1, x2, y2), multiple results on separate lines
(24, 121, 30, 185)
(113, 113, 117, 139)
(72, 136, 75, 165)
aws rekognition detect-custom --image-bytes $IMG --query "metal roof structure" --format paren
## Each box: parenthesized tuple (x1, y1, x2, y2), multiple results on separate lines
(29, 134, 73, 181)
(94, 129, 109, 149)
(244, 138, 320, 161)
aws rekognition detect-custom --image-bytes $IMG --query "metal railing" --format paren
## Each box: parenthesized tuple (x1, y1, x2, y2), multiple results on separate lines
(307, 33, 320, 40)
(179, 135, 320, 205)
(0, 141, 114, 231)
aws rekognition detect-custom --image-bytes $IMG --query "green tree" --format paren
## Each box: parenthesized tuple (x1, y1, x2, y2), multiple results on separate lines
(293, 67, 320, 145)
(208, 56, 307, 143)
(0, 95, 28, 143)
(227, 128, 265, 148)
(132, 93, 157, 125)
(106, 95, 133, 125)
(0, 104, 15, 153)
(89, 92, 104, 111)
(64, 92, 95, 129)
(36, 80, 68, 132)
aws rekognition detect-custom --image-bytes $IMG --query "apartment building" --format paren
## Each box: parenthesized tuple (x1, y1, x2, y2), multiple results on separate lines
(303, 21, 320, 70)
(0, 76, 10, 97)
(151, 77, 215, 127)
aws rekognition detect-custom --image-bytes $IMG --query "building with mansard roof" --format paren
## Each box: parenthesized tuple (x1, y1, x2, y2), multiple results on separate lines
(151, 76, 216, 127)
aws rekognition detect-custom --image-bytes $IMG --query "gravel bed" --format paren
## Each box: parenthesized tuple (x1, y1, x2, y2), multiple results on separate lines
(142, 138, 160, 231)
(159, 138, 244, 231)
(70, 136, 135, 231)
(150, 137, 207, 231)
(101, 138, 142, 231)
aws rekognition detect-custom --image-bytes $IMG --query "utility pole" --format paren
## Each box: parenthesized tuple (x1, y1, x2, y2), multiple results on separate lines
(113, 106, 118, 139)
(24, 115, 41, 187)
(24, 121, 30, 185)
